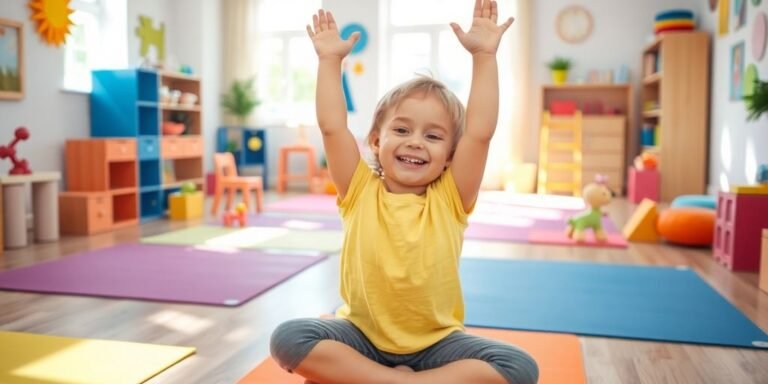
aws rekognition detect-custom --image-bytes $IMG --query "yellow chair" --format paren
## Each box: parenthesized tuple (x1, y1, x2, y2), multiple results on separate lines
(537, 110, 583, 196)
(211, 152, 264, 215)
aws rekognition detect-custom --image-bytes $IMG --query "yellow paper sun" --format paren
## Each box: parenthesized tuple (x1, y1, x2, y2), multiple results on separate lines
(29, 0, 74, 47)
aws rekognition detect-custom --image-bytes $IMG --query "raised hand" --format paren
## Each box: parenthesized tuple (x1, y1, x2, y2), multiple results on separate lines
(450, 0, 514, 55)
(307, 9, 360, 59)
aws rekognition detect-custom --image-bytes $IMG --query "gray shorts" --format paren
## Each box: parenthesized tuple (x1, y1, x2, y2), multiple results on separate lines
(270, 318, 539, 384)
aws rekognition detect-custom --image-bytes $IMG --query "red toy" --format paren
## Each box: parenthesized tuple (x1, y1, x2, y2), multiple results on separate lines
(223, 202, 248, 228)
(0, 127, 32, 175)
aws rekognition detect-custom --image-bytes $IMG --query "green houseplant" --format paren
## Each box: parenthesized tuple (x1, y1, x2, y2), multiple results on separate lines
(547, 57, 572, 85)
(744, 78, 768, 121)
(221, 78, 261, 127)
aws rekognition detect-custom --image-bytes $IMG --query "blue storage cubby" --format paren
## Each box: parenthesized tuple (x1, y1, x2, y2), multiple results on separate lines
(138, 105, 160, 135)
(137, 69, 159, 102)
(137, 136, 159, 160)
(216, 126, 268, 189)
(140, 190, 163, 220)
(139, 159, 161, 188)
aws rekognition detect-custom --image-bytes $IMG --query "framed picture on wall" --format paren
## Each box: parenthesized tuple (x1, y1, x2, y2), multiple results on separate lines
(730, 41, 745, 101)
(0, 19, 24, 100)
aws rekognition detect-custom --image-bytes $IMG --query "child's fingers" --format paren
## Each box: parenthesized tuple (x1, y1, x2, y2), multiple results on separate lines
(481, 0, 491, 18)
(306, 24, 315, 38)
(473, 0, 482, 18)
(327, 11, 338, 32)
(490, 1, 498, 23)
(318, 9, 328, 30)
(312, 14, 320, 33)
(348, 31, 361, 45)
(500, 16, 514, 33)
(449, 22, 465, 40)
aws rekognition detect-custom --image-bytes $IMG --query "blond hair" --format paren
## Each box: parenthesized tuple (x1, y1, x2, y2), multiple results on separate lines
(366, 76, 465, 162)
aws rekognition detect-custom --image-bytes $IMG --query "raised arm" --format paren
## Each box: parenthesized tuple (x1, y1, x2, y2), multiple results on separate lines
(449, 0, 514, 210)
(307, 9, 361, 198)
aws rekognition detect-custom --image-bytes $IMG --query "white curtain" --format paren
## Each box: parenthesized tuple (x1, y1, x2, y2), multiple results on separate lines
(482, 0, 532, 190)
(221, 0, 259, 126)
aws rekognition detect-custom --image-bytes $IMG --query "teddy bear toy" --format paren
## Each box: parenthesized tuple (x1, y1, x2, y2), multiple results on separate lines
(566, 181, 613, 242)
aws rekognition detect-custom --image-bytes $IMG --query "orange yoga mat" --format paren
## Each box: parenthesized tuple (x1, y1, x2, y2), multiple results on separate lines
(238, 327, 585, 384)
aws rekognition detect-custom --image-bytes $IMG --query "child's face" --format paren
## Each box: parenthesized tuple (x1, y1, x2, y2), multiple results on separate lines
(372, 92, 455, 195)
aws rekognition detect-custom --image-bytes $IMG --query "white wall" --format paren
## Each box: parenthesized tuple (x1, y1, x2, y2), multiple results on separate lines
(0, 1, 90, 176)
(699, 1, 768, 190)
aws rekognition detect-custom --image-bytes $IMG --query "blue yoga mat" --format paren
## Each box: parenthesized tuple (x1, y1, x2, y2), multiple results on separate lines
(462, 258, 768, 349)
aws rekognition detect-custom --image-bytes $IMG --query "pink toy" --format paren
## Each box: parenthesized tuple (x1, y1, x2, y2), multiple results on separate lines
(0, 127, 32, 175)
(713, 192, 768, 271)
(628, 167, 660, 204)
(223, 202, 248, 228)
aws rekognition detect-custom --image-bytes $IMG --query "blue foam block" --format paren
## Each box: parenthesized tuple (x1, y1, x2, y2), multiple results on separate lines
(670, 194, 717, 210)
(462, 258, 768, 349)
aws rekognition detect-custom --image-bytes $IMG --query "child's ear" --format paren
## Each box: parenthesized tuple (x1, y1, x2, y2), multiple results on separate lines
(370, 135, 380, 154)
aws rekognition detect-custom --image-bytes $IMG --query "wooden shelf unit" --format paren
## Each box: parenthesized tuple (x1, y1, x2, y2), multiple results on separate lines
(539, 84, 632, 194)
(90, 69, 204, 221)
(60, 139, 140, 235)
(640, 32, 710, 201)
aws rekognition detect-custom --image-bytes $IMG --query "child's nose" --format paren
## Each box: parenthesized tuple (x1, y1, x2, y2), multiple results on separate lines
(406, 137, 424, 148)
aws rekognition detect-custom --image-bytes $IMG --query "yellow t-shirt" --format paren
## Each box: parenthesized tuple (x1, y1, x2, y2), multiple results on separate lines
(336, 159, 471, 354)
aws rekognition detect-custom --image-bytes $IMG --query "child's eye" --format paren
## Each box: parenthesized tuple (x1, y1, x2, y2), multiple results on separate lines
(394, 127, 408, 134)
(426, 134, 443, 141)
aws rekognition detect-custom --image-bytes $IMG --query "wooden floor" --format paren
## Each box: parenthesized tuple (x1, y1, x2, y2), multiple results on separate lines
(1, 195, 767, 383)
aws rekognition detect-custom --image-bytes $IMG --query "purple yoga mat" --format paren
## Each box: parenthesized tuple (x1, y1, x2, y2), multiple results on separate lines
(0, 244, 327, 306)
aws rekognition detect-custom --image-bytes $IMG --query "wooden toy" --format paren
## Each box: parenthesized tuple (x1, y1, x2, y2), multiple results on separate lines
(622, 198, 660, 242)
(714, 192, 768, 271)
(0, 127, 32, 175)
(566, 181, 612, 242)
(223, 202, 247, 228)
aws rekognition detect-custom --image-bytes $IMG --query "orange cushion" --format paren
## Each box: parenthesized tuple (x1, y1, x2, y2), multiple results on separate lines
(656, 208, 716, 246)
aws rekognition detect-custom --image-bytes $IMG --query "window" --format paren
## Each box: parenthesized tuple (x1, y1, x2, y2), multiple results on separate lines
(63, 0, 102, 92)
(255, 0, 321, 125)
(382, 0, 472, 100)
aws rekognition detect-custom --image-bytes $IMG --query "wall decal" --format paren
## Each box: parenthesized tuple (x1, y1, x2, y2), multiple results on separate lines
(136, 15, 165, 62)
(731, 41, 745, 101)
(753, 11, 767, 60)
(28, 0, 73, 47)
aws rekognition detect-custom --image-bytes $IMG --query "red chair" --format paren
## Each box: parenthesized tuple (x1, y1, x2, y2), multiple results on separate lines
(211, 152, 264, 215)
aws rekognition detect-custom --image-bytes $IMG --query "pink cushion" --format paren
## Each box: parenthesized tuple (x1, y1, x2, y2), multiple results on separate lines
(656, 208, 715, 246)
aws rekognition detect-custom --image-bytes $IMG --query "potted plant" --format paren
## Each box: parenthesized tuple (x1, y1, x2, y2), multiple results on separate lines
(221, 78, 261, 127)
(744, 78, 768, 121)
(547, 57, 572, 85)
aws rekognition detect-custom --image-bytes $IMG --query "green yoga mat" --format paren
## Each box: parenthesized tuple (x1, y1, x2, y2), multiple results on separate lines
(143, 226, 343, 253)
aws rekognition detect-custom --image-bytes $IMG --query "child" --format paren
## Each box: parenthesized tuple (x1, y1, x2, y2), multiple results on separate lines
(271, 1, 538, 383)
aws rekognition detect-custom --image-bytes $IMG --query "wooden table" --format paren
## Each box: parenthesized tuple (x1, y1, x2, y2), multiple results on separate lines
(0, 172, 61, 249)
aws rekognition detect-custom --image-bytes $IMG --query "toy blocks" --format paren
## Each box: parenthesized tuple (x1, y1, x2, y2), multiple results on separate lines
(169, 191, 203, 220)
(622, 198, 660, 242)
(628, 167, 659, 203)
(713, 192, 768, 271)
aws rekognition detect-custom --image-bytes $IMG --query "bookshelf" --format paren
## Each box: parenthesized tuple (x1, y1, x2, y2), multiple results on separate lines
(640, 32, 710, 201)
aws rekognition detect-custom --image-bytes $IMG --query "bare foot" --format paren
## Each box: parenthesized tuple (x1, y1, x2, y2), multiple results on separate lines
(394, 365, 414, 372)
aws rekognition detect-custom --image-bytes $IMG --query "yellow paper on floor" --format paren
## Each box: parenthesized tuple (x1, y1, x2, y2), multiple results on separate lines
(0, 331, 195, 384)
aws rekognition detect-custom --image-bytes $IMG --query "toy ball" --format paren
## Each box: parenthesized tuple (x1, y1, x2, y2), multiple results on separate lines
(235, 202, 247, 213)
(180, 181, 197, 194)
(634, 153, 659, 171)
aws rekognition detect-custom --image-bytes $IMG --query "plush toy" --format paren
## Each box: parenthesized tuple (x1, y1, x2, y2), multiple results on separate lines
(223, 202, 247, 227)
(566, 179, 613, 242)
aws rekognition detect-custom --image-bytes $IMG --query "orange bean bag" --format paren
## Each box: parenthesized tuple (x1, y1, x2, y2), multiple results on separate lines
(656, 208, 716, 246)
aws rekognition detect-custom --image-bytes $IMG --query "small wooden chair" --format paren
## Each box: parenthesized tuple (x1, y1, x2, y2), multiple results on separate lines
(211, 152, 264, 215)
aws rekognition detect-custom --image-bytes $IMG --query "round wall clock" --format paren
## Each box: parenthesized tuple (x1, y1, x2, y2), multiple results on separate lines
(556, 5, 593, 44)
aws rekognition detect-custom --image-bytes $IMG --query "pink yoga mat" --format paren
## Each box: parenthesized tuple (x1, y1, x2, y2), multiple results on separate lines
(264, 194, 339, 215)
(262, 193, 626, 247)
(0, 244, 327, 306)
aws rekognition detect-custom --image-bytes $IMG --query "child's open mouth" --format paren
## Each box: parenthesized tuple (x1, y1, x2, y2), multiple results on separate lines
(396, 155, 428, 168)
